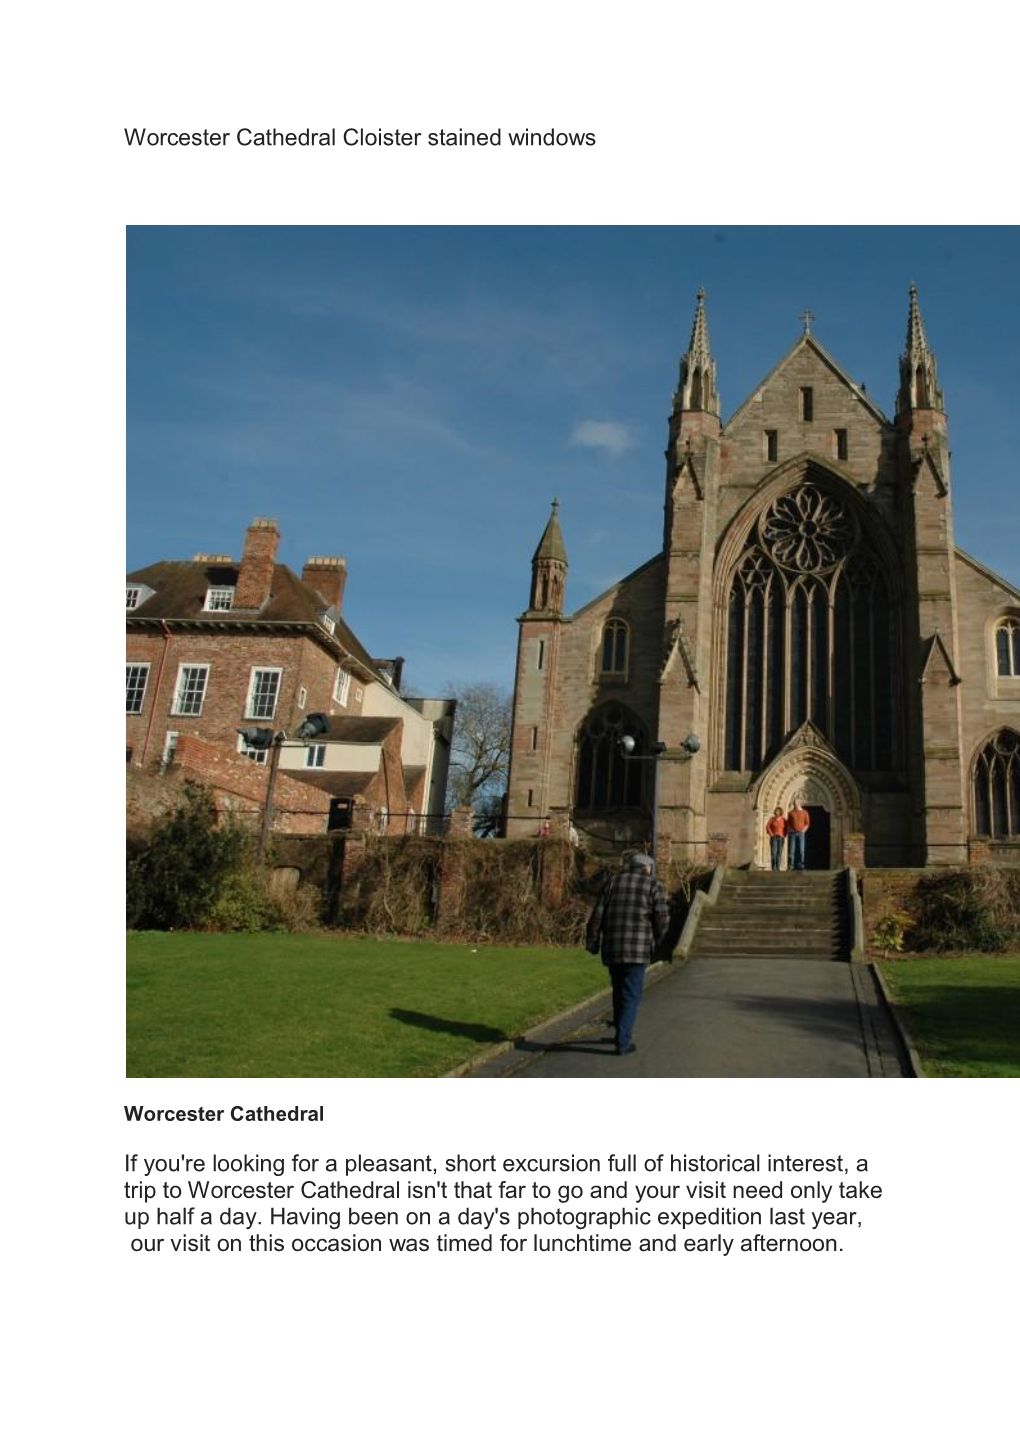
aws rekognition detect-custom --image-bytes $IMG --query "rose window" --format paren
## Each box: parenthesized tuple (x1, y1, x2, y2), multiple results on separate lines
(761, 485, 855, 574)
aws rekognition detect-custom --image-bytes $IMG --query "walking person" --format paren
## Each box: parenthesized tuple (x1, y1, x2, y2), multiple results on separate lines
(766, 807, 787, 871)
(586, 853, 670, 1056)
(786, 798, 811, 871)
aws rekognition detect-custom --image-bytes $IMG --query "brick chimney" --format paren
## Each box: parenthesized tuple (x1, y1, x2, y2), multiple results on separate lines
(302, 555, 348, 613)
(234, 518, 280, 609)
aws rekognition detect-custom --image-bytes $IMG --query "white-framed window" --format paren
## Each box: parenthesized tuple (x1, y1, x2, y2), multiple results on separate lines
(405, 807, 418, 836)
(246, 667, 282, 720)
(126, 587, 141, 610)
(995, 619, 1020, 677)
(126, 663, 150, 714)
(162, 732, 179, 767)
(237, 733, 269, 765)
(377, 804, 389, 835)
(305, 744, 326, 768)
(204, 585, 235, 612)
(297, 686, 307, 709)
(171, 664, 209, 716)
(334, 668, 351, 706)
(355, 687, 363, 703)
(321, 616, 336, 635)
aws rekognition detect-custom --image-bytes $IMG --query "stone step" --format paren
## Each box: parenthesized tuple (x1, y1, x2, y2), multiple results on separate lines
(689, 867, 850, 963)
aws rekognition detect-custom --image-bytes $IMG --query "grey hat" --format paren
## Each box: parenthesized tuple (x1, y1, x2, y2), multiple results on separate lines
(630, 853, 656, 871)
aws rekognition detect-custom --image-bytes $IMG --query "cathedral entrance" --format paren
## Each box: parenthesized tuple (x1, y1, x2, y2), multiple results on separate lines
(753, 724, 861, 870)
(804, 806, 831, 870)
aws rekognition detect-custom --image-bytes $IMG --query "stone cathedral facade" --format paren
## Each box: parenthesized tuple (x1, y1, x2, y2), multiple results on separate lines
(506, 289, 1020, 868)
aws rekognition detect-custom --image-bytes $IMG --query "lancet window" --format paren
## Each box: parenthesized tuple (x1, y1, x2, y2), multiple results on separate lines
(600, 618, 629, 676)
(575, 704, 647, 811)
(995, 619, 1020, 677)
(723, 483, 899, 773)
(973, 731, 1020, 838)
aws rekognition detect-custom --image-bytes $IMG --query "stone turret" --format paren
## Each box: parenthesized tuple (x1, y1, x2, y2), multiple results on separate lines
(528, 499, 567, 614)
(897, 283, 945, 416)
(674, 287, 720, 419)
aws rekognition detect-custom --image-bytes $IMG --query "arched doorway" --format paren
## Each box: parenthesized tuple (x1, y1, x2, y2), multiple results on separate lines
(753, 723, 862, 869)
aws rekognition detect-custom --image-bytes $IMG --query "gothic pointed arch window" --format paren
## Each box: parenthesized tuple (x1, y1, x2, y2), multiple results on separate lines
(575, 703, 647, 811)
(723, 480, 901, 773)
(600, 617, 629, 678)
(973, 730, 1020, 838)
(994, 618, 1020, 677)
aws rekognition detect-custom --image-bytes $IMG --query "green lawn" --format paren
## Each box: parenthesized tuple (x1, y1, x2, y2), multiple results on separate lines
(879, 956, 1020, 1078)
(127, 932, 607, 1077)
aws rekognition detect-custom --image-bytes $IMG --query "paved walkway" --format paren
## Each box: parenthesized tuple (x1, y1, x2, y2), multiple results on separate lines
(468, 953, 911, 1079)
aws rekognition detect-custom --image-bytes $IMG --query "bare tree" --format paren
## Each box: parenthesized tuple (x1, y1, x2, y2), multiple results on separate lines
(446, 683, 512, 830)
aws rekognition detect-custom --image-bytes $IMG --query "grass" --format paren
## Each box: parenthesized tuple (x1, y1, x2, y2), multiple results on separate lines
(878, 955, 1020, 1077)
(127, 932, 607, 1077)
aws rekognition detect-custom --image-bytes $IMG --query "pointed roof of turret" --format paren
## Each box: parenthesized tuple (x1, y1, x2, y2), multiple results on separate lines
(686, 287, 712, 365)
(675, 288, 720, 416)
(897, 283, 944, 413)
(532, 498, 567, 564)
(904, 283, 931, 359)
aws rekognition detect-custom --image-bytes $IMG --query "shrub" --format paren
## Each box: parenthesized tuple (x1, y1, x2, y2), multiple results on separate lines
(127, 783, 247, 930)
(911, 869, 1018, 953)
(207, 869, 285, 933)
(870, 911, 913, 959)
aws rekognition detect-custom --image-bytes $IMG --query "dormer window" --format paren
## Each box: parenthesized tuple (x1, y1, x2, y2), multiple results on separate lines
(126, 582, 154, 610)
(204, 586, 235, 612)
(321, 616, 336, 635)
(600, 618, 629, 677)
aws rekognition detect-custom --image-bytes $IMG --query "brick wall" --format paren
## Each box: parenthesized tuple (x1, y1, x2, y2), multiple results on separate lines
(174, 734, 331, 834)
(127, 631, 363, 767)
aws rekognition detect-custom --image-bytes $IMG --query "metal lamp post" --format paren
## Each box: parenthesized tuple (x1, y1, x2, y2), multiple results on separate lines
(238, 712, 330, 860)
(618, 732, 701, 860)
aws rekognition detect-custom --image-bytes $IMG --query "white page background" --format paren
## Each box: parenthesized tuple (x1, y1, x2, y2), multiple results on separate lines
(6, 3, 1016, 1437)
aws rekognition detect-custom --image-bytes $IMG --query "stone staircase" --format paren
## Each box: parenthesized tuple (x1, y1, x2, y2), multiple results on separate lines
(689, 869, 850, 963)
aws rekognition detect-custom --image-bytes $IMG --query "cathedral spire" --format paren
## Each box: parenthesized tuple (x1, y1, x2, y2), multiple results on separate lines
(675, 288, 720, 417)
(529, 499, 567, 613)
(897, 283, 944, 415)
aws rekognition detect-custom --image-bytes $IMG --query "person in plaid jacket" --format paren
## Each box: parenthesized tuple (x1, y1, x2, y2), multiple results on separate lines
(586, 854, 670, 1055)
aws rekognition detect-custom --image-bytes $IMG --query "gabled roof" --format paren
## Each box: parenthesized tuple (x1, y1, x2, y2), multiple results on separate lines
(724, 333, 891, 431)
(568, 553, 664, 621)
(954, 548, 1020, 603)
(126, 558, 384, 681)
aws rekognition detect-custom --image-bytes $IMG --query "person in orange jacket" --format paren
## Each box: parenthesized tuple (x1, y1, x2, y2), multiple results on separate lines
(766, 806, 787, 871)
(786, 798, 811, 870)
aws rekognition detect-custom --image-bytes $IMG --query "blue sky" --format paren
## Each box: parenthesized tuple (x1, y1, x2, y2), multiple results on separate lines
(128, 226, 1020, 697)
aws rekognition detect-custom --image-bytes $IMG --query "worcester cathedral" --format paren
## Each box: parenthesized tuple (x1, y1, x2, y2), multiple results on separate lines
(506, 289, 1020, 868)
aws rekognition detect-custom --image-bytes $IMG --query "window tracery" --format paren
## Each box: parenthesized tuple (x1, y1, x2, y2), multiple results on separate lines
(973, 731, 1020, 838)
(995, 619, 1020, 677)
(723, 481, 899, 773)
(575, 704, 646, 811)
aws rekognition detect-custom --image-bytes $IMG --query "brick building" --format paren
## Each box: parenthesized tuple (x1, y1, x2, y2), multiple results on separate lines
(127, 518, 455, 833)
(507, 289, 1020, 867)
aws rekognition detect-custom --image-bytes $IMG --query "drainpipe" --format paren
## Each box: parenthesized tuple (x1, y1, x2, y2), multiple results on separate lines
(140, 621, 174, 766)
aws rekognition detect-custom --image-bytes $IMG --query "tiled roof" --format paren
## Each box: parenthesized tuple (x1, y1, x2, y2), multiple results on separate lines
(285, 770, 378, 798)
(126, 559, 381, 679)
(316, 716, 399, 743)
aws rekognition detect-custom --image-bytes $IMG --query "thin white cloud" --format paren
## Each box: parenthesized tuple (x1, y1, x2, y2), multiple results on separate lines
(570, 419, 636, 456)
